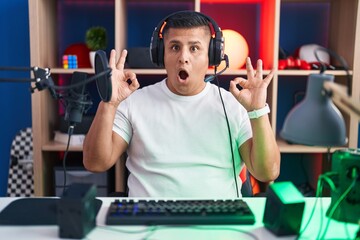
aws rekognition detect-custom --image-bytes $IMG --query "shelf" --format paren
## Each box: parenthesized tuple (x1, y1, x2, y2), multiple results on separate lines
(50, 68, 264, 76)
(43, 138, 347, 155)
(51, 68, 351, 76)
(277, 137, 345, 153)
(42, 141, 83, 152)
(51, 68, 94, 74)
(277, 70, 352, 76)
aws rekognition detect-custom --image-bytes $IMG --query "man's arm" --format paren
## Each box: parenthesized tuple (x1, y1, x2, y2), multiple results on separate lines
(83, 49, 139, 172)
(230, 57, 280, 182)
(83, 102, 127, 172)
(239, 114, 280, 182)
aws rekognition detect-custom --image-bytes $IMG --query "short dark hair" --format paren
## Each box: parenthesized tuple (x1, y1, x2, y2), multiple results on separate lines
(162, 11, 211, 37)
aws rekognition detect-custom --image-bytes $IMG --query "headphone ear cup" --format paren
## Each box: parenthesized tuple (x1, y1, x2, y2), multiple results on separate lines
(150, 30, 159, 66)
(213, 34, 224, 66)
(150, 29, 165, 67)
(208, 38, 215, 66)
(157, 39, 164, 67)
(208, 27, 224, 66)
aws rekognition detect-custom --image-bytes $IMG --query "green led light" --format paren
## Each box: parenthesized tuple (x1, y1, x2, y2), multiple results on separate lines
(270, 182, 304, 204)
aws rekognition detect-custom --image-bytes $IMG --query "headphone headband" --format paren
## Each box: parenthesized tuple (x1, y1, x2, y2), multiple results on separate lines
(150, 11, 224, 67)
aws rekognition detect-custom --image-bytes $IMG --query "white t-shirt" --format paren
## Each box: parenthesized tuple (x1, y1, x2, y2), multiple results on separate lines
(113, 79, 252, 198)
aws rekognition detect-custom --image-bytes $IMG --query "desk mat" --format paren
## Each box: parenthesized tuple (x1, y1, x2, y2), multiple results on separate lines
(0, 198, 102, 225)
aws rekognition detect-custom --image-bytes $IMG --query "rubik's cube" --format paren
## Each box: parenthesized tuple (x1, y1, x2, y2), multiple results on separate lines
(63, 55, 78, 69)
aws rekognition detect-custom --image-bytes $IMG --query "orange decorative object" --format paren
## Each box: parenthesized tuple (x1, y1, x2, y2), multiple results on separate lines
(218, 29, 249, 70)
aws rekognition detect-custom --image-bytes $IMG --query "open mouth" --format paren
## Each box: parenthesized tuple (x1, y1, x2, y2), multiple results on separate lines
(178, 70, 189, 80)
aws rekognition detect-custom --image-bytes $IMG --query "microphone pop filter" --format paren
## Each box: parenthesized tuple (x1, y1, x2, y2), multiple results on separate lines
(94, 50, 112, 102)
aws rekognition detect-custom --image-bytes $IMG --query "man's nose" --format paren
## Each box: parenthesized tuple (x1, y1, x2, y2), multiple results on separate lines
(178, 49, 190, 64)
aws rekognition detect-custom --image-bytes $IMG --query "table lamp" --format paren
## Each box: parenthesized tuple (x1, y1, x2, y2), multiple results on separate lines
(280, 73, 347, 147)
(280, 46, 360, 147)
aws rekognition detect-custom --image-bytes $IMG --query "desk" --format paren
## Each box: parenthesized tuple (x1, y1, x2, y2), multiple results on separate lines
(0, 197, 358, 239)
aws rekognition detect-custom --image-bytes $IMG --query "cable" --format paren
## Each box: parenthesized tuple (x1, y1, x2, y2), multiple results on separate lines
(214, 72, 240, 198)
(296, 174, 324, 239)
(189, 226, 259, 240)
(320, 174, 358, 239)
(314, 47, 352, 96)
(97, 225, 156, 234)
(319, 172, 338, 193)
(61, 125, 74, 194)
(96, 225, 259, 240)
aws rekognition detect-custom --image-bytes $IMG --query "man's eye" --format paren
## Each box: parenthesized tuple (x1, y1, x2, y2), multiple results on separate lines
(190, 46, 199, 52)
(171, 45, 180, 51)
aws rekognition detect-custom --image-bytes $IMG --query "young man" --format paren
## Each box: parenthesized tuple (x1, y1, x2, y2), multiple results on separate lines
(83, 11, 280, 198)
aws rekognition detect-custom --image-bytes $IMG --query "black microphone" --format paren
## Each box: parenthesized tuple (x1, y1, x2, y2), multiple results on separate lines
(64, 71, 93, 126)
(94, 50, 112, 102)
(204, 54, 229, 82)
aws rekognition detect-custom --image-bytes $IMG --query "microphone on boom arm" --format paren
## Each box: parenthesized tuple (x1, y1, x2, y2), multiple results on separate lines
(0, 66, 60, 99)
(63, 71, 93, 127)
(0, 54, 113, 126)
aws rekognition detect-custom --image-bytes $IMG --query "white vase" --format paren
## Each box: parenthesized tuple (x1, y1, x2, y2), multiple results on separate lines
(89, 51, 96, 68)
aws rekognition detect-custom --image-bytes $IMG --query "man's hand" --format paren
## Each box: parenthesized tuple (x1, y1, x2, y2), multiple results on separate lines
(229, 57, 274, 111)
(108, 49, 140, 107)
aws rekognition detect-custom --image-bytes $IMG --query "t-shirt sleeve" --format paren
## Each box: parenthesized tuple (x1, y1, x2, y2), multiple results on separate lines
(112, 100, 132, 144)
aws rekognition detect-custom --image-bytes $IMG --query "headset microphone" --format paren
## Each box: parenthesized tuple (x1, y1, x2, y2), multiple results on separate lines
(204, 74, 215, 83)
(94, 50, 112, 102)
(204, 54, 229, 82)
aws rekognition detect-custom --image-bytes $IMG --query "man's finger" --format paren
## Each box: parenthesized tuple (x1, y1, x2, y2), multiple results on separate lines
(109, 49, 116, 68)
(116, 49, 128, 70)
(263, 68, 275, 85)
(246, 57, 254, 78)
(255, 59, 263, 78)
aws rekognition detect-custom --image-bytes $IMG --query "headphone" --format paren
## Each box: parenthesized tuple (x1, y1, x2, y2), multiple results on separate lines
(150, 11, 225, 67)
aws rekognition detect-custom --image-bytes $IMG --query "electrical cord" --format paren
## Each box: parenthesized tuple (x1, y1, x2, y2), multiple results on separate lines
(214, 70, 240, 198)
(62, 125, 74, 193)
(320, 172, 358, 239)
(314, 47, 352, 96)
(296, 171, 328, 239)
(96, 224, 259, 240)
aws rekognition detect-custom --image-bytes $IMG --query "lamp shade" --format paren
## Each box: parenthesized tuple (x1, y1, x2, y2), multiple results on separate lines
(280, 74, 347, 147)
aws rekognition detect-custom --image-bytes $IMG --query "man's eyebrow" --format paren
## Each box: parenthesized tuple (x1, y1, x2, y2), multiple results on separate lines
(168, 40, 202, 45)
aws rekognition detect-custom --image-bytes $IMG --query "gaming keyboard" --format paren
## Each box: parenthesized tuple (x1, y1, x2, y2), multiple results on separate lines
(105, 199, 255, 225)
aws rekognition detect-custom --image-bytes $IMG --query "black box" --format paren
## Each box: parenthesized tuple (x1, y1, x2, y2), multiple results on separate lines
(57, 183, 97, 239)
(263, 181, 305, 236)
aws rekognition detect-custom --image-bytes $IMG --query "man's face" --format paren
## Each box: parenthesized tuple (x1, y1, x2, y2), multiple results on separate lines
(163, 26, 210, 96)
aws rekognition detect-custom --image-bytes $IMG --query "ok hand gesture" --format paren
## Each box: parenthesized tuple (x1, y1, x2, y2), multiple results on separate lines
(229, 57, 274, 111)
(108, 49, 140, 107)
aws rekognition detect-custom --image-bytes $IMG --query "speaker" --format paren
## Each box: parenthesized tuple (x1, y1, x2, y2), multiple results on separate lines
(326, 148, 360, 223)
(150, 10, 224, 67)
(263, 181, 305, 236)
(57, 183, 97, 239)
